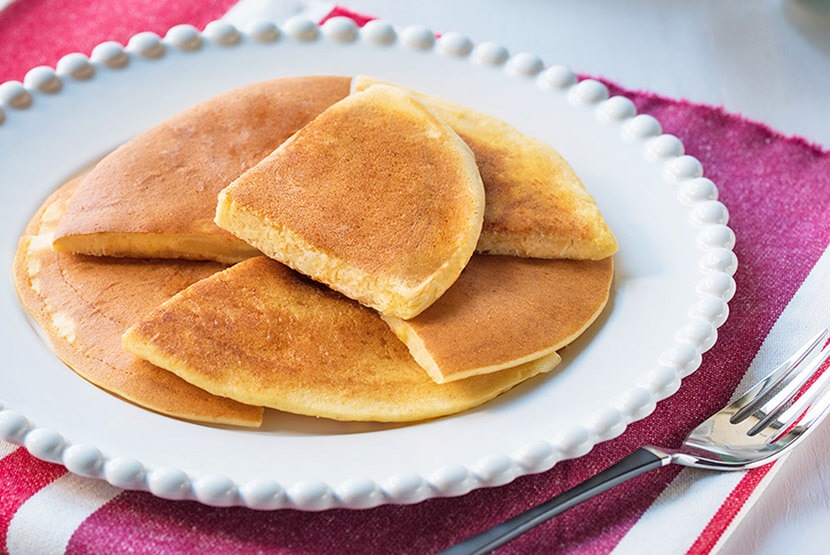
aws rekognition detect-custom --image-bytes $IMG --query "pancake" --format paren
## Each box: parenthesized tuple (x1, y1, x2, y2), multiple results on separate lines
(122, 257, 559, 422)
(14, 178, 263, 427)
(382, 255, 613, 383)
(52, 76, 351, 263)
(352, 77, 618, 260)
(215, 84, 485, 319)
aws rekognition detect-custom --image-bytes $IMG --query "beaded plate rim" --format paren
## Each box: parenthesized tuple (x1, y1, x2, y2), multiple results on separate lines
(0, 17, 736, 510)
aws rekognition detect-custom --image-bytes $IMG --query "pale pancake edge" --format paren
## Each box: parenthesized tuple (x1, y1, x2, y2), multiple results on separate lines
(14, 179, 264, 427)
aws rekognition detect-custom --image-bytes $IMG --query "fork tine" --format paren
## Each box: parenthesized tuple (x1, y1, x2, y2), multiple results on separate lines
(791, 368, 830, 430)
(747, 340, 830, 436)
(730, 328, 830, 423)
(752, 341, 830, 440)
(762, 366, 830, 452)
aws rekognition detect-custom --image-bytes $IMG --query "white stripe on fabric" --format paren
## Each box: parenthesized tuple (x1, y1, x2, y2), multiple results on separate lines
(222, 0, 335, 26)
(613, 469, 745, 555)
(0, 440, 18, 460)
(612, 244, 830, 555)
(5, 473, 122, 555)
(709, 460, 786, 555)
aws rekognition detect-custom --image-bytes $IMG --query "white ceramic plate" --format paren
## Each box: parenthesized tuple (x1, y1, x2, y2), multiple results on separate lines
(0, 18, 736, 510)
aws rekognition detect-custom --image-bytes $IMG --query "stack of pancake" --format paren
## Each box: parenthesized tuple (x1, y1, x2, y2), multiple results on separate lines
(14, 75, 617, 426)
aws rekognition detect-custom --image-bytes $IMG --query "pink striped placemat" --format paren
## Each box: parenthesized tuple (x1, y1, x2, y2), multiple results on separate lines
(1, 2, 829, 553)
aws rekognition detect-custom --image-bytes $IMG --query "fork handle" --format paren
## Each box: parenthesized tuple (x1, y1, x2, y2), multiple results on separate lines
(438, 447, 671, 555)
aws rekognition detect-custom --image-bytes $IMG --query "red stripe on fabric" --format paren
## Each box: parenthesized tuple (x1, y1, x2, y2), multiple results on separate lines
(318, 6, 377, 26)
(0, 0, 239, 84)
(0, 448, 67, 551)
(686, 463, 775, 555)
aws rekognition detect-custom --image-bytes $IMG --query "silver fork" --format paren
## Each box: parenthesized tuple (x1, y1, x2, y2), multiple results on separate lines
(441, 328, 830, 555)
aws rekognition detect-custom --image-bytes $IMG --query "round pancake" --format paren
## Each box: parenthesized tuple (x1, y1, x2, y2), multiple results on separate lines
(382, 255, 613, 383)
(352, 76, 618, 260)
(14, 179, 263, 427)
(52, 75, 352, 263)
(215, 84, 485, 319)
(122, 257, 560, 422)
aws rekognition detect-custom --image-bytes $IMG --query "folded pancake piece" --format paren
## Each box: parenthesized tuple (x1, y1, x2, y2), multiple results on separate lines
(352, 76, 618, 260)
(382, 255, 613, 383)
(52, 76, 351, 263)
(215, 84, 485, 319)
(15, 178, 263, 427)
(122, 257, 559, 422)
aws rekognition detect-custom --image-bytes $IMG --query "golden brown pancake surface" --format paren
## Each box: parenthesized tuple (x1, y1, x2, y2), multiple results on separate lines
(216, 84, 485, 319)
(15, 179, 263, 427)
(122, 257, 559, 422)
(52, 76, 351, 263)
(352, 77, 618, 260)
(382, 256, 613, 383)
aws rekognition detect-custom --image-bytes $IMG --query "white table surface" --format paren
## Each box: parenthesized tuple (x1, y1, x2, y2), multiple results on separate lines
(334, 1, 829, 553)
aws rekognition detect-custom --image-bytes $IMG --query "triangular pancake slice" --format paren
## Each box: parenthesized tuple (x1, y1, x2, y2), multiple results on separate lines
(352, 76, 618, 260)
(122, 257, 559, 422)
(15, 178, 263, 427)
(382, 255, 613, 383)
(215, 84, 485, 319)
(52, 76, 351, 263)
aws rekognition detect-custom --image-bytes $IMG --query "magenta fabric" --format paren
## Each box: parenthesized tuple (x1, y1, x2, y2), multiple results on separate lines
(0, 0, 238, 84)
(1, 2, 829, 554)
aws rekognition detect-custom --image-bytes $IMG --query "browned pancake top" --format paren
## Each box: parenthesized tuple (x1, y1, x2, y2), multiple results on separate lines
(53, 76, 351, 243)
(221, 86, 483, 286)
(15, 179, 262, 426)
(123, 257, 556, 422)
(390, 255, 613, 379)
